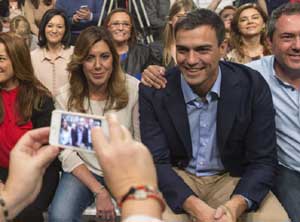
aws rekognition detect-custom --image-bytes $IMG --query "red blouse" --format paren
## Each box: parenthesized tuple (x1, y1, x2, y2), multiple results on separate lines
(0, 87, 33, 168)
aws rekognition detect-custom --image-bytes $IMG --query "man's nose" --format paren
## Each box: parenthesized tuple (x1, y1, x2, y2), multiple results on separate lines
(186, 51, 198, 65)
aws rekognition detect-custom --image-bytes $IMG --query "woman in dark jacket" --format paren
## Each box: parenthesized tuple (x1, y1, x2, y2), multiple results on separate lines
(104, 8, 150, 79)
(0, 32, 60, 222)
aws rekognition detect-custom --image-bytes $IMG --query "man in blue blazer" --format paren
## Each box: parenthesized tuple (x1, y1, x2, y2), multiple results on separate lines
(139, 9, 288, 222)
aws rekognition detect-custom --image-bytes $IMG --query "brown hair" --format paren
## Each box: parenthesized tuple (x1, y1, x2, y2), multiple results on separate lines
(103, 8, 137, 47)
(230, 3, 271, 60)
(0, 32, 50, 124)
(9, 15, 32, 47)
(67, 26, 128, 113)
(30, 0, 53, 9)
(219, 5, 237, 18)
(163, 0, 196, 66)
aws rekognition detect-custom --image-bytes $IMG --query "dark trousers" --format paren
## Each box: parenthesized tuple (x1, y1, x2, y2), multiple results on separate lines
(0, 159, 60, 222)
(272, 164, 300, 222)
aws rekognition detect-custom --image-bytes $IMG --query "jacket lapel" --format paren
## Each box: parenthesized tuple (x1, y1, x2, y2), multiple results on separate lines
(217, 62, 241, 151)
(164, 68, 193, 157)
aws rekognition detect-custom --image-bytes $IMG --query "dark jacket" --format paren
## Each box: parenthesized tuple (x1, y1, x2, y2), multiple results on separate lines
(139, 62, 277, 213)
(148, 40, 175, 69)
(121, 43, 151, 76)
(142, 0, 170, 40)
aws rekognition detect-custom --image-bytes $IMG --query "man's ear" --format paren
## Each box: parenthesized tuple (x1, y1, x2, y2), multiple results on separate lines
(219, 40, 228, 57)
(267, 36, 272, 48)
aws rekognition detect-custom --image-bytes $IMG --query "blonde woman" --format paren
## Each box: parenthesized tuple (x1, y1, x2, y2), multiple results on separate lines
(49, 26, 139, 222)
(226, 3, 271, 64)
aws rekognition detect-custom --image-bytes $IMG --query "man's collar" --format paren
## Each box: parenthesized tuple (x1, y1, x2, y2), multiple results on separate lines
(40, 46, 68, 62)
(181, 67, 222, 104)
(272, 56, 297, 90)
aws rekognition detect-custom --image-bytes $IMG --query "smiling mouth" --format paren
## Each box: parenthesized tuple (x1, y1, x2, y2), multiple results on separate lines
(184, 66, 205, 71)
(92, 73, 104, 78)
(48, 35, 60, 38)
(246, 26, 257, 29)
(288, 53, 300, 57)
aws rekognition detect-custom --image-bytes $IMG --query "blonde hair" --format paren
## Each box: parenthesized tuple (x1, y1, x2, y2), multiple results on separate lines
(162, 0, 196, 66)
(9, 15, 32, 47)
(230, 3, 271, 62)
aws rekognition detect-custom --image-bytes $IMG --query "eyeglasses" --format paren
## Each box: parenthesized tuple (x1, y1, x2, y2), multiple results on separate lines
(109, 22, 131, 29)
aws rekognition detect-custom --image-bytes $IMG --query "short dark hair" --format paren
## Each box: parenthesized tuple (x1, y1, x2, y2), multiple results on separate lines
(38, 8, 71, 48)
(268, 2, 300, 40)
(174, 8, 225, 46)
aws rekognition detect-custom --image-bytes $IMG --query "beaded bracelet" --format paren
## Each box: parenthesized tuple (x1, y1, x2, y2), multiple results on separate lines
(0, 196, 8, 222)
(118, 185, 165, 212)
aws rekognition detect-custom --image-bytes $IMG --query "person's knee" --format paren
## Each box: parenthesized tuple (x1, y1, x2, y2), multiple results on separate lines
(242, 192, 289, 222)
(48, 203, 80, 222)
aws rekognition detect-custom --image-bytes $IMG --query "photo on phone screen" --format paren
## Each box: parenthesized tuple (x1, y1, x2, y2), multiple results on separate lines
(50, 110, 107, 152)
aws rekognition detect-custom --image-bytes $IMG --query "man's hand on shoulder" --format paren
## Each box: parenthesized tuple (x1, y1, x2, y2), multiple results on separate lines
(141, 65, 167, 89)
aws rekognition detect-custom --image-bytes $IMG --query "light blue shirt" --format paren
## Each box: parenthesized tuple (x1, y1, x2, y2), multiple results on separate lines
(181, 68, 225, 176)
(247, 55, 300, 173)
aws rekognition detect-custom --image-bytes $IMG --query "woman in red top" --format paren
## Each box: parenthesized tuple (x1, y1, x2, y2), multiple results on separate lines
(0, 32, 60, 222)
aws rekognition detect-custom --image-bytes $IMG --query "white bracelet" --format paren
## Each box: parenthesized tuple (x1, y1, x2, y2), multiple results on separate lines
(123, 215, 163, 222)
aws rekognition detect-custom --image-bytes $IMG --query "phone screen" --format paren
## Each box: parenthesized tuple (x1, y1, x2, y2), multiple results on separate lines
(58, 113, 102, 151)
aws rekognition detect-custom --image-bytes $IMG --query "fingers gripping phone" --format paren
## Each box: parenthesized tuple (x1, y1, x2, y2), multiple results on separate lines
(49, 110, 108, 153)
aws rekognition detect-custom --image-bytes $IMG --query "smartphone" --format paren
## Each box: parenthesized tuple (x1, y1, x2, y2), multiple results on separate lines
(49, 110, 108, 153)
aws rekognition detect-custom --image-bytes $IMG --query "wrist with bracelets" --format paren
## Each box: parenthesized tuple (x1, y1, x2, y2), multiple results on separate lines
(118, 185, 165, 212)
(93, 185, 106, 198)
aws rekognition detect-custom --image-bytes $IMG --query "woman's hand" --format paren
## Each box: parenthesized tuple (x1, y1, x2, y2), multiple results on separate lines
(2, 127, 59, 219)
(76, 7, 92, 21)
(91, 114, 158, 201)
(95, 188, 115, 221)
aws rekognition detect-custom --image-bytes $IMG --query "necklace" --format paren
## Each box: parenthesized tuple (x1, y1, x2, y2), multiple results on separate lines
(87, 97, 108, 116)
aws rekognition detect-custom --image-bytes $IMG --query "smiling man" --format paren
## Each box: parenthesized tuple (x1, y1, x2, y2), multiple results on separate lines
(246, 3, 300, 221)
(139, 9, 288, 222)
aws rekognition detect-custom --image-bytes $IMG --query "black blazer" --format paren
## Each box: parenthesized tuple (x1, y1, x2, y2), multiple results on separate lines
(139, 61, 278, 213)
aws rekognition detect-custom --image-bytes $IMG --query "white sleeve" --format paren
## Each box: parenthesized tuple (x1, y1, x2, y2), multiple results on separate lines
(59, 149, 85, 172)
(123, 215, 163, 222)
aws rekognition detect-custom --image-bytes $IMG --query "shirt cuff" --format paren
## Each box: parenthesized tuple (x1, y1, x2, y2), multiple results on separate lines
(241, 195, 253, 210)
(89, 12, 93, 21)
(123, 215, 163, 222)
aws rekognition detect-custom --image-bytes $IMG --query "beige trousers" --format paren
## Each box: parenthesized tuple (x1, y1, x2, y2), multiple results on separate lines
(162, 168, 290, 222)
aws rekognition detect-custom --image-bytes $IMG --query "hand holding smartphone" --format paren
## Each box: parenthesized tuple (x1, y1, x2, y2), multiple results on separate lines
(49, 110, 108, 153)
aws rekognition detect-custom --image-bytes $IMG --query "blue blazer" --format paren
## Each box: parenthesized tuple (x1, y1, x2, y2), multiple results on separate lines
(139, 61, 278, 213)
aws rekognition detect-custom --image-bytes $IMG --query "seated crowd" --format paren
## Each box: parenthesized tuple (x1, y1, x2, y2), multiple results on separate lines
(0, 0, 300, 222)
